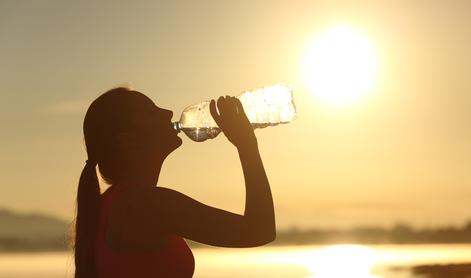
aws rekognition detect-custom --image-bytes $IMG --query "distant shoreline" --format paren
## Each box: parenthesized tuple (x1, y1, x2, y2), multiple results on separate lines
(3, 241, 471, 254)
(3, 208, 471, 253)
(391, 263, 471, 278)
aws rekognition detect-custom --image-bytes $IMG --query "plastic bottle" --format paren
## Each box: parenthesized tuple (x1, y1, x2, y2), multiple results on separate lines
(173, 83, 296, 142)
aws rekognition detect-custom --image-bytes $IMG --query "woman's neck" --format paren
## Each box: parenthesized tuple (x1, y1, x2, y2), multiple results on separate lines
(115, 161, 163, 188)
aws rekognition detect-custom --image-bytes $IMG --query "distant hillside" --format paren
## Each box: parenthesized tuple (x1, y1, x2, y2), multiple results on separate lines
(3, 207, 471, 252)
(0, 208, 70, 252)
(274, 222, 471, 245)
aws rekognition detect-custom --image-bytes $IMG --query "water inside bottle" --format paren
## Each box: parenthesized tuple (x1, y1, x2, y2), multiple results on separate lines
(180, 127, 221, 142)
(178, 122, 291, 142)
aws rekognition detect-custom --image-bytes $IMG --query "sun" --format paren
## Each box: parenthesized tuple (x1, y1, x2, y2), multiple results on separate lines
(302, 24, 379, 107)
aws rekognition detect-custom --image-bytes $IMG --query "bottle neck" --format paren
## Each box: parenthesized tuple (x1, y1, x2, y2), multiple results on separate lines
(173, 121, 181, 132)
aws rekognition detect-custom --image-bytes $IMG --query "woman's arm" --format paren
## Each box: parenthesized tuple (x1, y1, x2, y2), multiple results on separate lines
(237, 140, 276, 244)
(207, 96, 275, 244)
(110, 97, 275, 248)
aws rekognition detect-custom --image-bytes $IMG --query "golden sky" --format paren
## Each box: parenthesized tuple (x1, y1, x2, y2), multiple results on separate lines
(1, 0, 470, 229)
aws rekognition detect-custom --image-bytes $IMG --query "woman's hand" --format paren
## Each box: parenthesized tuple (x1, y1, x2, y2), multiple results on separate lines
(210, 96, 257, 150)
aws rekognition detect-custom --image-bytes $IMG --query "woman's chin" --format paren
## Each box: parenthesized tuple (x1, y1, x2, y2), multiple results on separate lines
(175, 136, 183, 148)
(170, 136, 183, 151)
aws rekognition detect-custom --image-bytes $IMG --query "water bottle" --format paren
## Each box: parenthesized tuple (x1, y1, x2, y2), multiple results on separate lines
(173, 83, 296, 142)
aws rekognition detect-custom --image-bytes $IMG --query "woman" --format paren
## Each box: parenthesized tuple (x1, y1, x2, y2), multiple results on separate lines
(74, 87, 276, 278)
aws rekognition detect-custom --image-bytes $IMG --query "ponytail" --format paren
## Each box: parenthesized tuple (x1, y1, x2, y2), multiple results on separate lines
(74, 87, 134, 277)
(74, 160, 100, 278)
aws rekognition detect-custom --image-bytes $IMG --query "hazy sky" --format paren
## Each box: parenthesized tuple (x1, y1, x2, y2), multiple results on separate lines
(1, 0, 470, 229)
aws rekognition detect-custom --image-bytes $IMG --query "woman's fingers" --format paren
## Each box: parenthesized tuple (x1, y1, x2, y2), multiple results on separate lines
(228, 96, 238, 115)
(217, 96, 235, 122)
(210, 99, 223, 127)
(228, 97, 239, 116)
(217, 96, 227, 119)
(212, 96, 233, 128)
(210, 95, 256, 148)
(213, 95, 247, 128)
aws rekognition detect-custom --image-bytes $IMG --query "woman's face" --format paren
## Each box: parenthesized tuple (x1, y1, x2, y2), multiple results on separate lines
(127, 93, 182, 160)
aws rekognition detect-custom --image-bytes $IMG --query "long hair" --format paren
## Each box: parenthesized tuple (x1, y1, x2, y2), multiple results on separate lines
(74, 87, 138, 278)
(75, 160, 100, 278)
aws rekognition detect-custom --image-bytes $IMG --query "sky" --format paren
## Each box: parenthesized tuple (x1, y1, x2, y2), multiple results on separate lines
(1, 0, 470, 229)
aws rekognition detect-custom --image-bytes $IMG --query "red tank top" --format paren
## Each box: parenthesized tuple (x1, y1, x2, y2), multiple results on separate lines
(96, 186, 195, 278)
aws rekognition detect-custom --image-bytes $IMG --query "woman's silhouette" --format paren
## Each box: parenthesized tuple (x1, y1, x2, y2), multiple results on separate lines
(74, 87, 276, 278)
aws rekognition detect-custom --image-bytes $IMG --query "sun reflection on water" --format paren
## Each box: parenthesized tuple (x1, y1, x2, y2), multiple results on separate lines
(305, 245, 378, 278)
(263, 244, 379, 278)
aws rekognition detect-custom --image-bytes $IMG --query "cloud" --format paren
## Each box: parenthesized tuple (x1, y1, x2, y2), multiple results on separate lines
(44, 99, 90, 115)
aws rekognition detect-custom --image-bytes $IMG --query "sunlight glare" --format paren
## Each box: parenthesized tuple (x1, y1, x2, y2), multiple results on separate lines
(306, 245, 378, 278)
(302, 24, 379, 107)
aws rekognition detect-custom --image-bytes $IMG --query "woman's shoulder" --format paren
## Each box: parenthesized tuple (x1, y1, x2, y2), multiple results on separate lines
(118, 186, 190, 205)
(105, 186, 179, 250)
(107, 186, 190, 225)
(106, 185, 173, 201)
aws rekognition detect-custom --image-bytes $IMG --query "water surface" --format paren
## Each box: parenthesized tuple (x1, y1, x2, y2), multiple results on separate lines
(1, 244, 470, 278)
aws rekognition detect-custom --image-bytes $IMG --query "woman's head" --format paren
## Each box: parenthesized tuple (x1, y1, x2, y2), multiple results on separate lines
(84, 87, 182, 184)
(74, 87, 181, 277)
